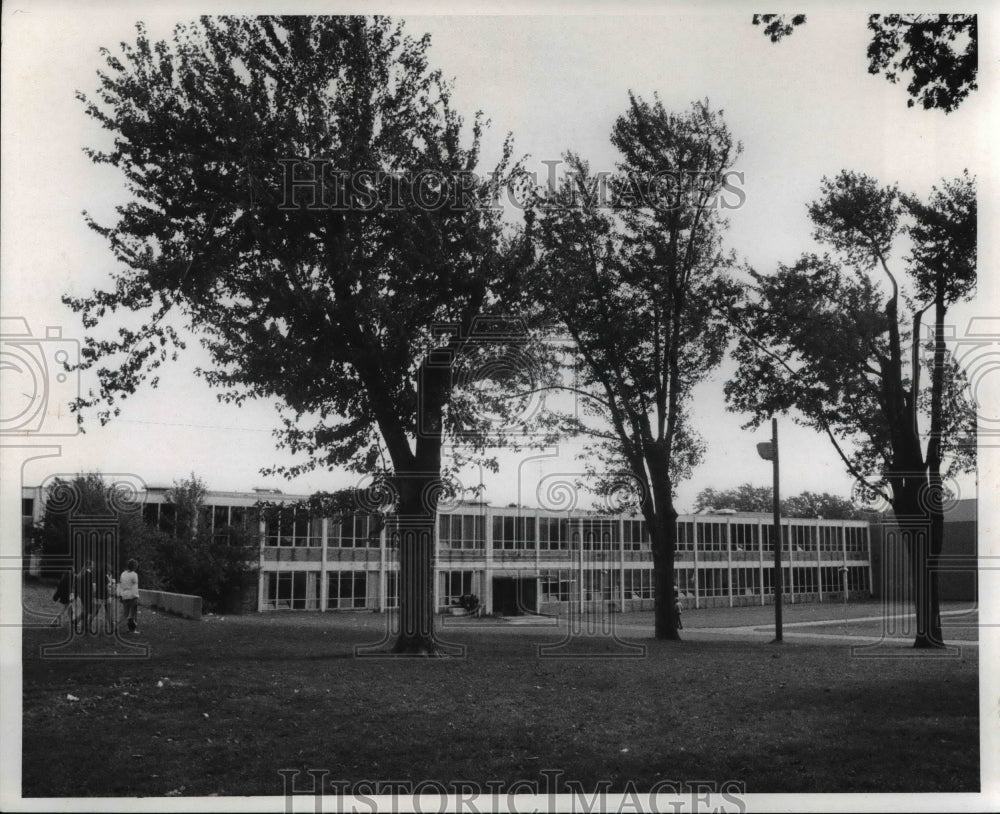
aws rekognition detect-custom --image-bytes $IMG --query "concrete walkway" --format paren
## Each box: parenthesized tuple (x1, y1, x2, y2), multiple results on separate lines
(616, 608, 979, 647)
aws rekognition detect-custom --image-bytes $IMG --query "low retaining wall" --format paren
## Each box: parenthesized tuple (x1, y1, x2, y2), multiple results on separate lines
(139, 589, 202, 620)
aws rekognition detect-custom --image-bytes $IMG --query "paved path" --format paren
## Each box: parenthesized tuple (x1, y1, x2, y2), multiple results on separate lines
(457, 609, 980, 649)
(616, 608, 979, 647)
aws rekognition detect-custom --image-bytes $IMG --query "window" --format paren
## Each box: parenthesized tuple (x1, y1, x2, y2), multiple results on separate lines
(337, 514, 381, 548)
(440, 570, 475, 606)
(847, 565, 869, 592)
(792, 567, 816, 594)
(818, 526, 841, 551)
(540, 569, 573, 601)
(22, 498, 34, 518)
(820, 566, 841, 592)
(623, 568, 654, 600)
(385, 570, 399, 609)
(582, 569, 613, 600)
(212, 505, 254, 544)
(732, 567, 760, 596)
(762, 566, 792, 595)
(762, 524, 791, 552)
(265, 571, 320, 610)
(623, 519, 649, 551)
(327, 571, 367, 609)
(696, 522, 726, 552)
(263, 508, 320, 547)
(676, 521, 694, 551)
(581, 519, 618, 551)
(142, 503, 159, 528)
(492, 516, 536, 550)
(789, 525, 815, 552)
(697, 567, 729, 597)
(539, 517, 571, 550)
(731, 523, 758, 551)
(213, 505, 230, 533)
(845, 526, 868, 554)
(439, 513, 485, 549)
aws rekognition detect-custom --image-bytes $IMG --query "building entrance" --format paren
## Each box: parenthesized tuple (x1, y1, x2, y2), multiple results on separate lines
(492, 577, 538, 616)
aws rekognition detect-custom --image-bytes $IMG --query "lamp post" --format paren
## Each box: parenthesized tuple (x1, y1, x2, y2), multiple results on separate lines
(756, 417, 783, 643)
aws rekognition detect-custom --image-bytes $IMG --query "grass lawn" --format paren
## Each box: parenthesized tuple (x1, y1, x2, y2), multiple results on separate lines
(19, 581, 978, 798)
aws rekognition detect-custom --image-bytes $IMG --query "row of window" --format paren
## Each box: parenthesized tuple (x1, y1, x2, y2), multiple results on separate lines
(263, 570, 399, 610)
(676, 522, 868, 553)
(142, 503, 870, 553)
(263, 563, 872, 611)
(680, 565, 871, 596)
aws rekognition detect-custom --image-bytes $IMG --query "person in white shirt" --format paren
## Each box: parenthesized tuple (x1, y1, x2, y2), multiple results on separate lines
(118, 559, 140, 634)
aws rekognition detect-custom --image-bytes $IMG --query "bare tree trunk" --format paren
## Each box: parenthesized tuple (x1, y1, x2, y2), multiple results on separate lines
(649, 483, 680, 640)
(392, 473, 438, 654)
(895, 486, 944, 648)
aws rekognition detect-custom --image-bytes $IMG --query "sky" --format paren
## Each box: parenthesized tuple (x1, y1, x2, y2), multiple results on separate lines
(1, 0, 996, 518)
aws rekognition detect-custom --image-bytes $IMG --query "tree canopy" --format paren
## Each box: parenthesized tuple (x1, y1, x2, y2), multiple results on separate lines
(67, 15, 539, 652)
(530, 97, 743, 638)
(752, 13, 978, 112)
(693, 483, 866, 519)
(726, 169, 977, 646)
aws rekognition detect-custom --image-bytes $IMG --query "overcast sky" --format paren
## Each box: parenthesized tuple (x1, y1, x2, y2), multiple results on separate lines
(2, 1, 996, 515)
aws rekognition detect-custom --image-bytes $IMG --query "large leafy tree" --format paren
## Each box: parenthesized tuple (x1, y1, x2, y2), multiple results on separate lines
(529, 97, 743, 640)
(726, 170, 976, 647)
(752, 13, 978, 112)
(66, 16, 534, 653)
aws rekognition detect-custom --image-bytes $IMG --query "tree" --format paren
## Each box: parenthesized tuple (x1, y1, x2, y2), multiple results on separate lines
(153, 474, 259, 611)
(752, 13, 978, 112)
(66, 16, 536, 652)
(726, 170, 976, 647)
(781, 491, 866, 521)
(692, 483, 864, 519)
(529, 97, 743, 639)
(692, 484, 772, 514)
(37, 472, 161, 582)
(38, 473, 115, 574)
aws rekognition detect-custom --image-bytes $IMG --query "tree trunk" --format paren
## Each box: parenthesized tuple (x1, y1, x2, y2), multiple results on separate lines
(908, 518, 944, 649)
(392, 473, 439, 655)
(894, 486, 944, 648)
(649, 483, 680, 640)
(915, 292, 948, 649)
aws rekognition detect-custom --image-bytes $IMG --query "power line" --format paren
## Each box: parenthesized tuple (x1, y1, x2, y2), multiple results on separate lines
(114, 418, 274, 433)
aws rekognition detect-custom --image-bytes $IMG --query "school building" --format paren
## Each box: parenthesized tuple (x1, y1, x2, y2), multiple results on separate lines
(22, 483, 874, 614)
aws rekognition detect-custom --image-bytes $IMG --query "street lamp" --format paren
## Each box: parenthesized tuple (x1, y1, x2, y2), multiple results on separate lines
(756, 417, 783, 643)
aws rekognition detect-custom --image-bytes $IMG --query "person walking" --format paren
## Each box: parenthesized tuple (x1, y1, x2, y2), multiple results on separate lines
(95, 567, 117, 631)
(51, 568, 74, 627)
(118, 559, 140, 634)
(75, 560, 97, 633)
